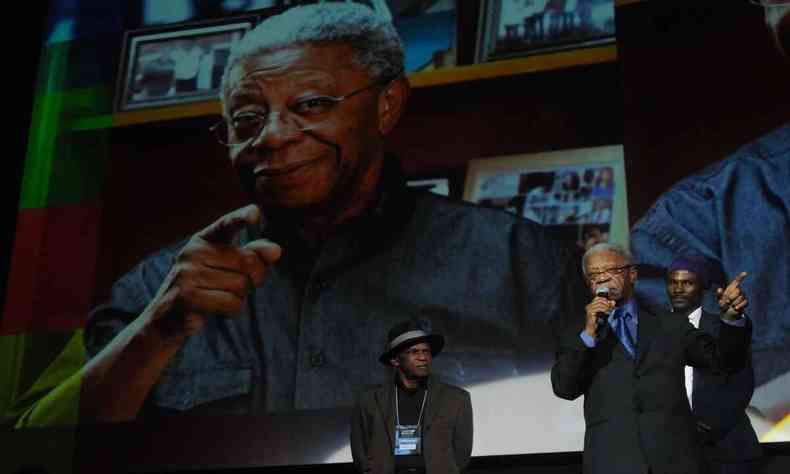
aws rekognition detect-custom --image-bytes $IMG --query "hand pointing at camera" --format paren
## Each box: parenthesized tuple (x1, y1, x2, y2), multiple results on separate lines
(717, 272, 748, 321)
(80, 205, 282, 422)
(156, 204, 282, 332)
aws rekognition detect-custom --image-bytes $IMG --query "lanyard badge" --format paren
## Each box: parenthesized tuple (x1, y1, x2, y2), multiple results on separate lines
(393, 387, 428, 456)
(395, 424, 421, 455)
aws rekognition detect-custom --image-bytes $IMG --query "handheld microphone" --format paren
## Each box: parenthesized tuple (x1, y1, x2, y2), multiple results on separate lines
(594, 286, 610, 335)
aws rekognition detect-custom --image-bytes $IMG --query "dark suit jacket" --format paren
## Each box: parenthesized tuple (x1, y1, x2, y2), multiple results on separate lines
(551, 303, 751, 474)
(350, 375, 473, 474)
(693, 310, 762, 464)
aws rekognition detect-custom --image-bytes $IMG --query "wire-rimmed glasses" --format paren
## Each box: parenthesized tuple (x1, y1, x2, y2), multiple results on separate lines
(586, 264, 634, 283)
(210, 76, 396, 147)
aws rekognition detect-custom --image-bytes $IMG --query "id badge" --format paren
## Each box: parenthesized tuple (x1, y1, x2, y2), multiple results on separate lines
(394, 424, 421, 455)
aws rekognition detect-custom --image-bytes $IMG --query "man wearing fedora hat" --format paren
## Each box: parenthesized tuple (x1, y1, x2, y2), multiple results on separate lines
(665, 255, 761, 474)
(350, 320, 473, 474)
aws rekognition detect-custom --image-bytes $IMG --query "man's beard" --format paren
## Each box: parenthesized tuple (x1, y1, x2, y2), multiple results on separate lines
(402, 365, 430, 381)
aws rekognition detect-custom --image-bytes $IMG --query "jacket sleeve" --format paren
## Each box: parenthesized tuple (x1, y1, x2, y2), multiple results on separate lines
(350, 395, 371, 473)
(453, 390, 474, 472)
(684, 319, 751, 374)
(551, 327, 597, 400)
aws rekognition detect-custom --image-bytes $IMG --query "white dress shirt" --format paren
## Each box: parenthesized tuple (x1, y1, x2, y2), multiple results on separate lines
(685, 306, 703, 408)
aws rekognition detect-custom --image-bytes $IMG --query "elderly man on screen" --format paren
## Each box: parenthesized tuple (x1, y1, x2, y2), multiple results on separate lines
(78, 3, 586, 422)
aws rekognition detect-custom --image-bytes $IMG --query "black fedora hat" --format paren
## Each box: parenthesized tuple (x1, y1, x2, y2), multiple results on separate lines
(378, 320, 445, 365)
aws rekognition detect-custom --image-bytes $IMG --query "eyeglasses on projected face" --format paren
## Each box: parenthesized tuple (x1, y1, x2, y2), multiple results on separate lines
(210, 75, 399, 147)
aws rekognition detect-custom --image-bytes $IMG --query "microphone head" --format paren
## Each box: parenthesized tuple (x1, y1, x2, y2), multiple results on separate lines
(595, 286, 610, 298)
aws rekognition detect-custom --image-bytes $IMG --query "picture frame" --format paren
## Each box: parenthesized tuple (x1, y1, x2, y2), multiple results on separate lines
(463, 145, 629, 248)
(387, 0, 458, 72)
(127, 1, 385, 29)
(115, 16, 257, 112)
(476, 0, 616, 63)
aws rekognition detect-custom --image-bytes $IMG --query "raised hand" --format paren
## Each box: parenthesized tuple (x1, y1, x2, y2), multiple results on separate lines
(79, 205, 283, 422)
(717, 272, 748, 320)
(148, 204, 282, 339)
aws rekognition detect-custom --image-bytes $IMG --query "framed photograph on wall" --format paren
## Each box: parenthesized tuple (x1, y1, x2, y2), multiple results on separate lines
(386, 0, 457, 72)
(464, 145, 628, 249)
(476, 0, 616, 63)
(115, 17, 256, 112)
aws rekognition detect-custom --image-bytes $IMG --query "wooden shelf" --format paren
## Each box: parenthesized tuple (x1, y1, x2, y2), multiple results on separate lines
(68, 44, 617, 132)
(409, 44, 617, 87)
(70, 100, 221, 131)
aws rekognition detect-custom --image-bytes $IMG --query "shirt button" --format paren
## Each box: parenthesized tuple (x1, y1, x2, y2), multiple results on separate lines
(315, 278, 330, 291)
(310, 351, 326, 367)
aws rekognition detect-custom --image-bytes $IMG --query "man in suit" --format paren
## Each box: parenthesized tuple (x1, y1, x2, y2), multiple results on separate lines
(351, 320, 473, 474)
(551, 243, 751, 474)
(666, 256, 761, 474)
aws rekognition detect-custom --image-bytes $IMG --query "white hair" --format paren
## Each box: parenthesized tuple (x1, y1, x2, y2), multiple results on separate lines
(220, 3, 404, 107)
(581, 242, 634, 277)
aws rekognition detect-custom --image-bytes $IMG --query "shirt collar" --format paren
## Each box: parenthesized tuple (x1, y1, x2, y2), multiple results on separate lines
(367, 155, 416, 224)
(687, 306, 703, 328)
(338, 156, 417, 251)
(610, 298, 638, 324)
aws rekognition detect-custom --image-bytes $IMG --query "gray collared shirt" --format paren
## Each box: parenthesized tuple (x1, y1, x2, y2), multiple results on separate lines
(630, 122, 790, 389)
(84, 169, 587, 416)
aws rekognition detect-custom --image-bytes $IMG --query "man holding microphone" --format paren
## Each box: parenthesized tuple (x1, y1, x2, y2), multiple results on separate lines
(551, 243, 752, 474)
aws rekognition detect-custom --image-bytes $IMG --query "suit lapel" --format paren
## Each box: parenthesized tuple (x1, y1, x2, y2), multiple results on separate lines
(376, 378, 438, 450)
(636, 305, 660, 367)
(374, 383, 396, 449)
(597, 323, 622, 361)
(422, 376, 441, 431)
(693, 310, 718, 406)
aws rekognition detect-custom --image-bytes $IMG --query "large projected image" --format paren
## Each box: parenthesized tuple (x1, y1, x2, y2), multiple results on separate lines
(0, 3, 592, 469)
(77, 3, 593, 460)
(2, 1, 789, 473)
